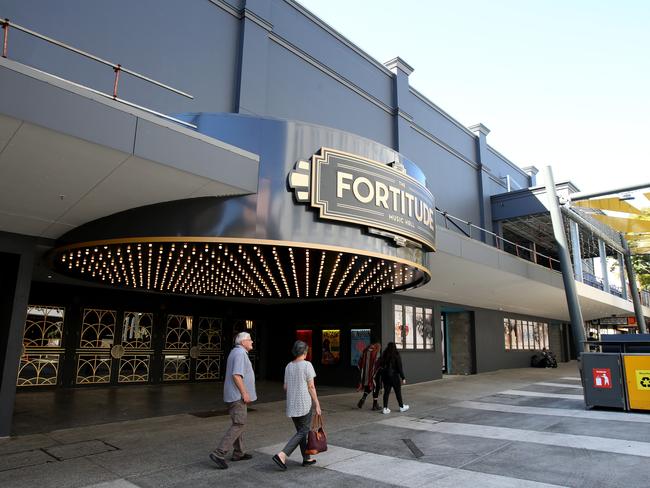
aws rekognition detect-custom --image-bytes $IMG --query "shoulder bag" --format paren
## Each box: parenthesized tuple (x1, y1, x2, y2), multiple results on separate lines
(305, 413, 328, 455)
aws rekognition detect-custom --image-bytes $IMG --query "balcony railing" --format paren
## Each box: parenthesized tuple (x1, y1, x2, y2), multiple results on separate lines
(434, 209, 560, 271)
(642, 289, 650, 308)
(582, 272, 604, 291)
(434, 209, 648, 307)
(1, 17, 196, 129)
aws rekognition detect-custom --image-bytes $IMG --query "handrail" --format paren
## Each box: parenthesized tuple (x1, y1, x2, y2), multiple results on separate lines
(435, 208, 650, 305)
(641, 289, 650, 308)
(1, 17, 196, 129)
(435, 208, 561, 269)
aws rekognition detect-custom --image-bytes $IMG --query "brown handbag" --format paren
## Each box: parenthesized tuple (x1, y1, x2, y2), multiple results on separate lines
(305, 414, 327, 455)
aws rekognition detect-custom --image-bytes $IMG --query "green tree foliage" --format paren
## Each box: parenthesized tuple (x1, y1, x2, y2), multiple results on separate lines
(632, 254, 650, 290)
(631, 208, 650, 290)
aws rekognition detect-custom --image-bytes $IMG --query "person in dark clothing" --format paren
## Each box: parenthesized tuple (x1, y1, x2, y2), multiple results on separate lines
(379, 342, 409, 414)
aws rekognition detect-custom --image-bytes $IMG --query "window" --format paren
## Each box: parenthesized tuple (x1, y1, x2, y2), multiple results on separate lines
(504, 319, 512, 350)
(404, 306, 414, 349)
(415, 307, 434, 349)
(394, 303, 434, 350)
(394, 305, 404, 349)
(504, 318, 549, 351)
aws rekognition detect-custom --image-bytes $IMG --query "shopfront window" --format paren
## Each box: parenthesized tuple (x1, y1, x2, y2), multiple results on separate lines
(504, 317, 549, 351)
(394, 305, 404, 349)
(394, 303, 434, 350)
(404, 306, 414, 349)
(504, 318, 513, 350)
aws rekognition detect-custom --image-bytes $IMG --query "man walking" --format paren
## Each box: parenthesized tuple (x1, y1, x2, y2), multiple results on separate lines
(210, 331, 257, 469)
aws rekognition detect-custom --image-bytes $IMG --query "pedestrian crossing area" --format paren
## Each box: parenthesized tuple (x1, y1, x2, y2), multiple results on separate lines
(258, 442, 566, 488)
(497, 389, 584, 400)
(260, 374, 650, 487)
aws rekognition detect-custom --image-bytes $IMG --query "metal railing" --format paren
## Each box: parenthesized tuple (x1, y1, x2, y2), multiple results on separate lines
(433, 209, 650, 307)
(1, 17, 196, 129)
(609, 283, 623, 298)
(434, 208, 561, 271)
(642, 289, 650, 308)
(582, 272, 604, 291)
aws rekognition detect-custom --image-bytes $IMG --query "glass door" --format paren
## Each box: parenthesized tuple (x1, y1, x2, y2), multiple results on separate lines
(163, 315, 193, 381)
(117, 311, 154, 383)
(76, 308, 116, 384)
(195, 316, 223, 380)
(17, 306, 66, 386)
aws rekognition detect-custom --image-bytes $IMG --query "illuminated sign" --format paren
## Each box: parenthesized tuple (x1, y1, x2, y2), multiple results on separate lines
(288, 148, 436, 251)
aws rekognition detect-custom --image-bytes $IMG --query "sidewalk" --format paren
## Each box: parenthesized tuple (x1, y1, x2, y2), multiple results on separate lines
(2, 362, 650, 487)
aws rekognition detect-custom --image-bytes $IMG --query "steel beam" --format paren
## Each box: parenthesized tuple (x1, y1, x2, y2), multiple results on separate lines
(543, 166, 586, 354)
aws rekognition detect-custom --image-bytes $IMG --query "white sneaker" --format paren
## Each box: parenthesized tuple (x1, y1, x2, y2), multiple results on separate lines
(382, 407, 391, 414)
(399, 405, 410, 412)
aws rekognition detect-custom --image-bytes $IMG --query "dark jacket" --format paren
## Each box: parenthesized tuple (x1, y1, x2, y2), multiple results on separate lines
(381, 355, 405, 381)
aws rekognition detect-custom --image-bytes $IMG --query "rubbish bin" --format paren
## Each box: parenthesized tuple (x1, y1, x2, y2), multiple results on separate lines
(581, 352, 626, 410)
(622, 354, 650, 411)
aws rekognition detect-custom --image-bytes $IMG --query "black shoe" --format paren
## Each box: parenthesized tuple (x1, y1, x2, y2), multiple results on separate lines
(232, 453, 253, 461)
(272, 454, 287, 471)
(209, 452, 228, 469)
(371, 401, 381, 411)
(357, 399, 365, 408)
(302, 459, 317, 467)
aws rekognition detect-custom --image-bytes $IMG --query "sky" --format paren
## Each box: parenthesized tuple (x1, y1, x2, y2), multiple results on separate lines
(297, 0, 650, 199)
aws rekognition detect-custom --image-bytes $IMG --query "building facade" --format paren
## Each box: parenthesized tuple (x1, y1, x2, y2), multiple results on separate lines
(1, 0, 648, 437)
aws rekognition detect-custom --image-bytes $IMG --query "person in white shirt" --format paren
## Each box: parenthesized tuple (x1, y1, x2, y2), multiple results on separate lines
(272, 340, 322, 470)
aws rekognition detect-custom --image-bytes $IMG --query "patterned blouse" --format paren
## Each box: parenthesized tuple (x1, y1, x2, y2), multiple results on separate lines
(284, 360, 316, 417)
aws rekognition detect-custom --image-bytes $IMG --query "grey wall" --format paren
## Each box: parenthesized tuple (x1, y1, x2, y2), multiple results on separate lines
(473, 309, 505, 372)
(404, 130, 482, 222)
(404, 91, 476, 163)
(381, 296, 443, 384)
(1, 0, 240, 114)
(379, 292, 572, 382)
(549, 323, 569, 362)
(265, 42, 393, 145)
(484, 147, 530, 191)
(1, 0, 532, 231)
(474, 308, 567, 372)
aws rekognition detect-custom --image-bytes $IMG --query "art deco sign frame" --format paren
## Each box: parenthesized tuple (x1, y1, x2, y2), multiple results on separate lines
(289, 148, 436, 252)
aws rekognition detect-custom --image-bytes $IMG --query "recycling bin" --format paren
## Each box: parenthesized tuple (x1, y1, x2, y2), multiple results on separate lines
(622, 354, 650, 410)
(581, 352, 626, 410)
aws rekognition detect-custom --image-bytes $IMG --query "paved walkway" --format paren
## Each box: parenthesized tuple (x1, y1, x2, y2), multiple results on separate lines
(2, 362, 649, 487)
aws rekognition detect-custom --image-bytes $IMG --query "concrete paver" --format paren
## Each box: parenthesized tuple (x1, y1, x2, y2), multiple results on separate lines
(2, 361, 649, 487)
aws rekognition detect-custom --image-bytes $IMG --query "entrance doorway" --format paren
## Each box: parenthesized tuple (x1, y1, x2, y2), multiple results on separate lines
(16, 303, 260, 388)
(441, 309, 476, 375)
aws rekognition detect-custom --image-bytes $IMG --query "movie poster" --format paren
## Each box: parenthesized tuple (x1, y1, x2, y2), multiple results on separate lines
(321, 329, 340, 365)
(350, 328, 371, 366)
(295, 329, 313, 361)
(404, 305, 414, 349)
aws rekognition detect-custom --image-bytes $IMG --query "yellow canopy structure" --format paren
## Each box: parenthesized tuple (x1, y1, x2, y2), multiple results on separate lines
(592, 214, 650, 233)
(574, 197, 642, 215)
(572, 192, 650, 255)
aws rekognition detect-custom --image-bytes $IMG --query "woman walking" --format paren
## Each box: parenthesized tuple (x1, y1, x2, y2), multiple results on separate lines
(356, 341, 382, 410)
(379, 342, 409, 414)
(272, 340, 322, 470)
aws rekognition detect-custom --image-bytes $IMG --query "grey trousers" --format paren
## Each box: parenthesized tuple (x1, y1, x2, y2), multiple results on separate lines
(215, 400, 247, 458)
(281, 409, 313, 460)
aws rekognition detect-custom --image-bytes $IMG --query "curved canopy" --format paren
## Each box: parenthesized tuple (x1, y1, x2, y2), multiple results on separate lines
(573, 191, 650, 255)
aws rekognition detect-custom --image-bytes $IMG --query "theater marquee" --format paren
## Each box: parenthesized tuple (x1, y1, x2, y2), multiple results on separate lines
(288, 148, 436, 251)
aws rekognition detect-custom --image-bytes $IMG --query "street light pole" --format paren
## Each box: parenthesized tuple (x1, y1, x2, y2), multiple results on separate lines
(543, 166, 586, 355)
